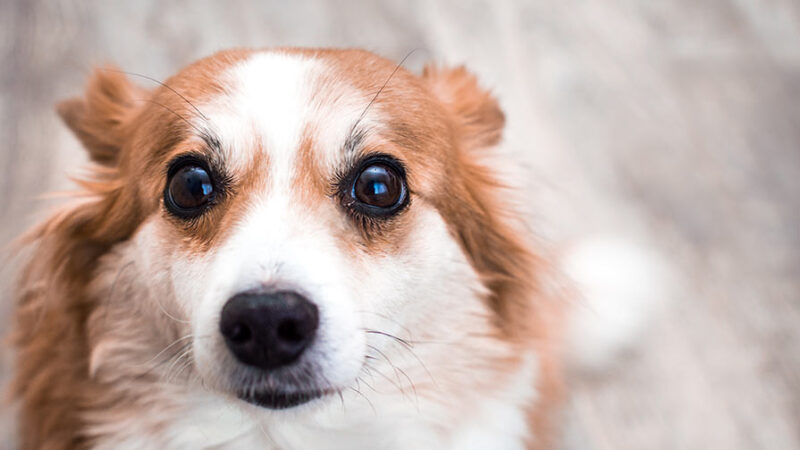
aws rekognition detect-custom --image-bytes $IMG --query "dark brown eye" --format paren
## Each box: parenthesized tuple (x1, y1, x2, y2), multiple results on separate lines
(165, 163, 215, 218)
(349, 159, 407, 216)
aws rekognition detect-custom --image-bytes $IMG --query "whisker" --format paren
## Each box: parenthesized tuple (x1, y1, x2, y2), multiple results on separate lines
(348, 386, 376, 414)
(98, 68, 209, 120)
(172, 349, 195, 382)
(337, 389, 346, 413)
(391, 364, 419, 408)
(364, 329, 413, 349)
(365, 346, 407, 396)
(365, 329, 437, 387)
(358, 310, 414, 338)
(361, 362, 379, 386)
(135, 334, 194, 367)
(357, 375, 377, 393)
(162, 344, 193, 383)
(135, 98, 205, 136)
(352, 48, 418, 130)
(153, 289, 190, 324)
(173, 355, 195, 382)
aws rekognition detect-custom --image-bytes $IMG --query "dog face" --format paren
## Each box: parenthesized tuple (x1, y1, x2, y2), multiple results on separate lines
(54, 49, 533, 415)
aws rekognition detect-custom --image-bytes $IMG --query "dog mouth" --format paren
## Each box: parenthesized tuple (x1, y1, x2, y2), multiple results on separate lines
(237, 388, 327, 409)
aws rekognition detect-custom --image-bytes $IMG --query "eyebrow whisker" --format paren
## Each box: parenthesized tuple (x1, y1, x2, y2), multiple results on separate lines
(135, 98, 205, 136)
(352, 48, 419, 131)
(99, 68, 209, 121)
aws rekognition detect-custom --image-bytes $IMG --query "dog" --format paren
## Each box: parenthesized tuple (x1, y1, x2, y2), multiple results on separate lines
(10, 48, 569, 449)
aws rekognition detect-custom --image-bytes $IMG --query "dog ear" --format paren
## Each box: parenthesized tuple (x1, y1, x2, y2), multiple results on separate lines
(422, 65, 505, 152)
(57, 67, 146, 166)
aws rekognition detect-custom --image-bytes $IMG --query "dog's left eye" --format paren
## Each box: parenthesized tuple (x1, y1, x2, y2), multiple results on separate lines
(346, 156, 408, 217)
(354, 164, 403, 208)
(165, 162, 215, 218)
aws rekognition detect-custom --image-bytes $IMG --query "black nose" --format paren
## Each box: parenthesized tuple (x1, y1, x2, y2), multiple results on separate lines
(220, 291, 319, 370)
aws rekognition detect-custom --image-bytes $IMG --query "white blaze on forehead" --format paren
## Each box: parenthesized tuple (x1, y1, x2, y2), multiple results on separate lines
(200, 51, 318, 186)
(199, 50, 377, 188)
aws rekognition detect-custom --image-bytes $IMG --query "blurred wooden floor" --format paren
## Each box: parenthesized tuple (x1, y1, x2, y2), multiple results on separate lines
(1, 1, 798, 448)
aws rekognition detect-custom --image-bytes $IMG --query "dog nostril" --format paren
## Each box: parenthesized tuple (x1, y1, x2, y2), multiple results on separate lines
(277, 319, 304, 343)
(227, 323, 251, 343)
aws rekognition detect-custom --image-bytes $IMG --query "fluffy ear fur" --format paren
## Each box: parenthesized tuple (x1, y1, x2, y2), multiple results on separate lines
(57, 67, 146, 166)
(422, 65, 505, 151)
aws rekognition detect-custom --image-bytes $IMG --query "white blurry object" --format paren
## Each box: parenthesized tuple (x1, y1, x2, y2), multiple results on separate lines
(563, 236, 671, 373)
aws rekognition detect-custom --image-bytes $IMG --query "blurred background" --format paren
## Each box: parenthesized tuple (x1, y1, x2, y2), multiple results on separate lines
(1, 1, 798, 448)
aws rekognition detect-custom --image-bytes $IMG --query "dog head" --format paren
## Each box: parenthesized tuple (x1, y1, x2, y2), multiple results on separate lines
(44, 49, 534, 413)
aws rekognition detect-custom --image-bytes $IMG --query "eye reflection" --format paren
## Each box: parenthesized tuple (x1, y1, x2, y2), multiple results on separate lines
(353, 163, 403, 210)
(165, 163, 215, 218)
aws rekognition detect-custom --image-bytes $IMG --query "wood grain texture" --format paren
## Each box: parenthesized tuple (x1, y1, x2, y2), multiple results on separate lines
(1, 1, 798, 448)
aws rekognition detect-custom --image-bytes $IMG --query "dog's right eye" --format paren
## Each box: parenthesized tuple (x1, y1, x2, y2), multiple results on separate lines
(164, 162, 215, 218)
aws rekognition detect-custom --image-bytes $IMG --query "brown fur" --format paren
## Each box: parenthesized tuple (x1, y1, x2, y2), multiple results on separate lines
(13, 68, 148, 449)
(10, 48, 563, 449)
